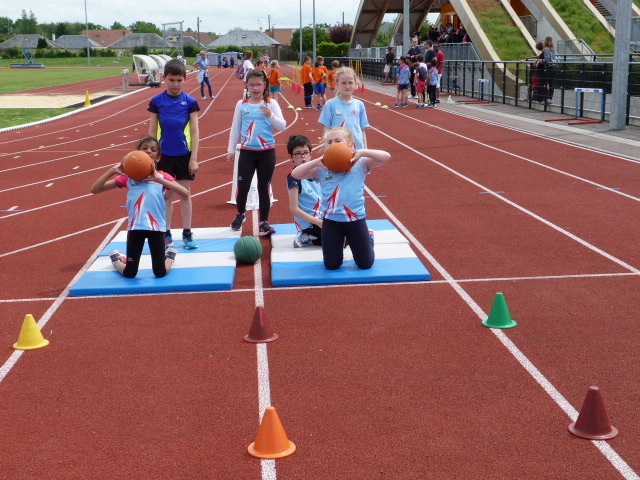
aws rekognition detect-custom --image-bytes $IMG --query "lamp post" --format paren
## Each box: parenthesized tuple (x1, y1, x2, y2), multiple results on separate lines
(299, 0, 303, 62)
(84, 0, 91, 66)
(312, 0, 316, 61)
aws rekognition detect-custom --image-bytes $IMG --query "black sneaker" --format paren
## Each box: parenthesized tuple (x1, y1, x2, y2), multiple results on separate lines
(231, 213, 246, 231)
(259, 220, 276, 237)
(165, 247, 177, 261)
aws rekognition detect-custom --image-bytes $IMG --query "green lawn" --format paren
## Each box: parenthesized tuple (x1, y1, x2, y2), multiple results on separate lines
(0, 57, 160, 128)
(0, 109, 74, 129)
(0, 67, 123, 94)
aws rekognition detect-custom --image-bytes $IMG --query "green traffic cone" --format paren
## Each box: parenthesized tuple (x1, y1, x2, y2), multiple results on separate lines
(482, 293, 518, 328)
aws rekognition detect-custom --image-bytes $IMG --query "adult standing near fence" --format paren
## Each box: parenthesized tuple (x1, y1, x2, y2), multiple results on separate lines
(407, 37, 424, 99)
(194, 51, 215, 100)
(383, 47, 395, 83)
(541, 35, 558, 105)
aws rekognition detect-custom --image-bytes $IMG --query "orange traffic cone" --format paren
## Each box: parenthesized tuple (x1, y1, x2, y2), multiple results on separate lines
(13, 314, 49, 350)
(248, 406, 296, 459)
(244, 306, 279, 343)
(569, 386, 618, 440)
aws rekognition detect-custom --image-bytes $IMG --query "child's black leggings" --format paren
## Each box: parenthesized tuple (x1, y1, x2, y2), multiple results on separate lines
(236, 148, 276, 222)
(322, 218, 374, 270)
(124, 230, 167, 278)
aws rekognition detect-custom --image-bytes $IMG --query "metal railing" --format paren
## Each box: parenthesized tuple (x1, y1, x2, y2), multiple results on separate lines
(335, 56, 640, 126)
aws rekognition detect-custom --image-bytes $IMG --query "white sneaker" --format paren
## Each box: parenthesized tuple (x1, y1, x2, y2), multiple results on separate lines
(202, 96, 208, 100)
(293, 232, 312, 248)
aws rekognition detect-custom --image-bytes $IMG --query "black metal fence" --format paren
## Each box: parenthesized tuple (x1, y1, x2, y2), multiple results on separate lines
(330, 56, 640, 125)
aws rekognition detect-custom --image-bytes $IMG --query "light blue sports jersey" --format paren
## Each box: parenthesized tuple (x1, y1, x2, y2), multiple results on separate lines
(240, 99, 277, 150)
(116, 174, 171, 231)
(318, 97, 370, 150)
(398, 64, 410, 85)
(313, 158, 370, 222)
(287, 173, 322, 230)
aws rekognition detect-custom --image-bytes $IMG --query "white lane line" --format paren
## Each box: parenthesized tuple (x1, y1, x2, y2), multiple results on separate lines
(0, 219, 125, 383)
(365, 129, 639, 479)
(371, 126, 640, 274)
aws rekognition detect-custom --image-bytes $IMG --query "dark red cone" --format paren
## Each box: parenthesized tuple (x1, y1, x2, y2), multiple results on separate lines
(568, 386, 618, 440)
(244, 306, 279, 343)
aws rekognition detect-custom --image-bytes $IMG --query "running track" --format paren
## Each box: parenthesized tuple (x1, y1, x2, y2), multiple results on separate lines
(1, 66, 639, 479)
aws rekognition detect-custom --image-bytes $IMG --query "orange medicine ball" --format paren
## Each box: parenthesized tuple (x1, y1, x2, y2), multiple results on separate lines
(322, 143, 354, 173)
(122, 150, 154, 181)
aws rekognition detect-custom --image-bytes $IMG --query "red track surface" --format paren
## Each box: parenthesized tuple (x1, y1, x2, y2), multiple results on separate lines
(1, 66, 639, 479)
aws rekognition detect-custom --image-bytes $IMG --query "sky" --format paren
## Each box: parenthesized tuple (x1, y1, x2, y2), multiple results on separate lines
(2, 1, 370, 34)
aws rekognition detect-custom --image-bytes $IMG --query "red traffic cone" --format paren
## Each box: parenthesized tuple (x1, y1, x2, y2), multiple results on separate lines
(248, 406, 296, 459)
(244, 306, 279, 343)
(568, 386, 618, 440)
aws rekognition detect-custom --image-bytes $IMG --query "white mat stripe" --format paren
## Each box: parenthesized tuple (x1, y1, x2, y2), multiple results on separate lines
(271, 243, 418, 263)
(271, 228, 407, 250)
(88, 252, 236, 271)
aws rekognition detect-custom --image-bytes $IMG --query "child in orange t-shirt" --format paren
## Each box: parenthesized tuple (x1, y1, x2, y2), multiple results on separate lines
(312, 60, 328, 110)
(269, 60, 283, 100)
(327, 60, 340, 96)
(300, 56, 314, 108)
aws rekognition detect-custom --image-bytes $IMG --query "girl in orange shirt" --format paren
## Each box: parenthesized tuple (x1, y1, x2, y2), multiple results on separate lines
(269, 60, 283, 100)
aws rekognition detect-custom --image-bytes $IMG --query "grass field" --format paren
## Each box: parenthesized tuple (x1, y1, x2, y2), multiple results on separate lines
(0, 108, 73, 129)
(0, 57, 152, 129)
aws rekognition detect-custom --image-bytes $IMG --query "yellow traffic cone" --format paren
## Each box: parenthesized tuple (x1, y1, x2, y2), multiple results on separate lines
(84, 89, 91, 107)
(13, 314, 49, 350)
(248, 406, 296, 459)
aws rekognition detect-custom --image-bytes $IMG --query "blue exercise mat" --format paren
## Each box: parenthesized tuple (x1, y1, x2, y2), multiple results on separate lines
(269, 219, 431, 287)
(70, 228, 240, 296)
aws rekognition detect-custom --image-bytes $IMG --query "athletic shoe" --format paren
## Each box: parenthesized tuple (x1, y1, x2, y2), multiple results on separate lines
(231, 213, 246, 231)
(212, 95, 217, 99)
(293, 232, 312, 248)
(165, 233, 174, 247)
(435, 99, 441, 103)
(305, 105, 315, 109)
(259, 220, 276, 237)
(109, 249, 126, 265)
(394, 103, 400, 108)
(369, 229, 375, 247)
(202, 96, 208, 100)
(417, 104, 426, 109)
(401, 103, 408, 108)
(546, 99, 554, 105)
(182, 232, 198, 250)
(165, 247, 177, 261)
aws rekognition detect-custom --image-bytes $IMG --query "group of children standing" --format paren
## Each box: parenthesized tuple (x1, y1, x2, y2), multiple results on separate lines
(92, 56, 389, 279)
(300, 55, 340, 110)
(396, 55, 439, 108)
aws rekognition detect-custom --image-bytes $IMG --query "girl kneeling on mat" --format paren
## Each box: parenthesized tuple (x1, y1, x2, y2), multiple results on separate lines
(90, 137, 190, 278)
(291, 127, 390, 270)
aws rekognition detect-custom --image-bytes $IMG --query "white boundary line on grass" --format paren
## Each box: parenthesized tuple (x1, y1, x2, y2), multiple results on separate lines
(367, 125, 639, 479)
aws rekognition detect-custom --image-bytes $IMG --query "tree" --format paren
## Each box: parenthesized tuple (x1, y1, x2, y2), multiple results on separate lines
(55, 22, 72, 38)
(329, 24, 352, 44)
(111, 21, 126, 30)
(129, 21, 160, 35)
(15, 10, 37, 34)
(0, 16, 14, 38)
(291, 26, 329, 53)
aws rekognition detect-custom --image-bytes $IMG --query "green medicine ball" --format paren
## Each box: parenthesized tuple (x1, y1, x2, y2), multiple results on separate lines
(234, 236, 263, 264)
